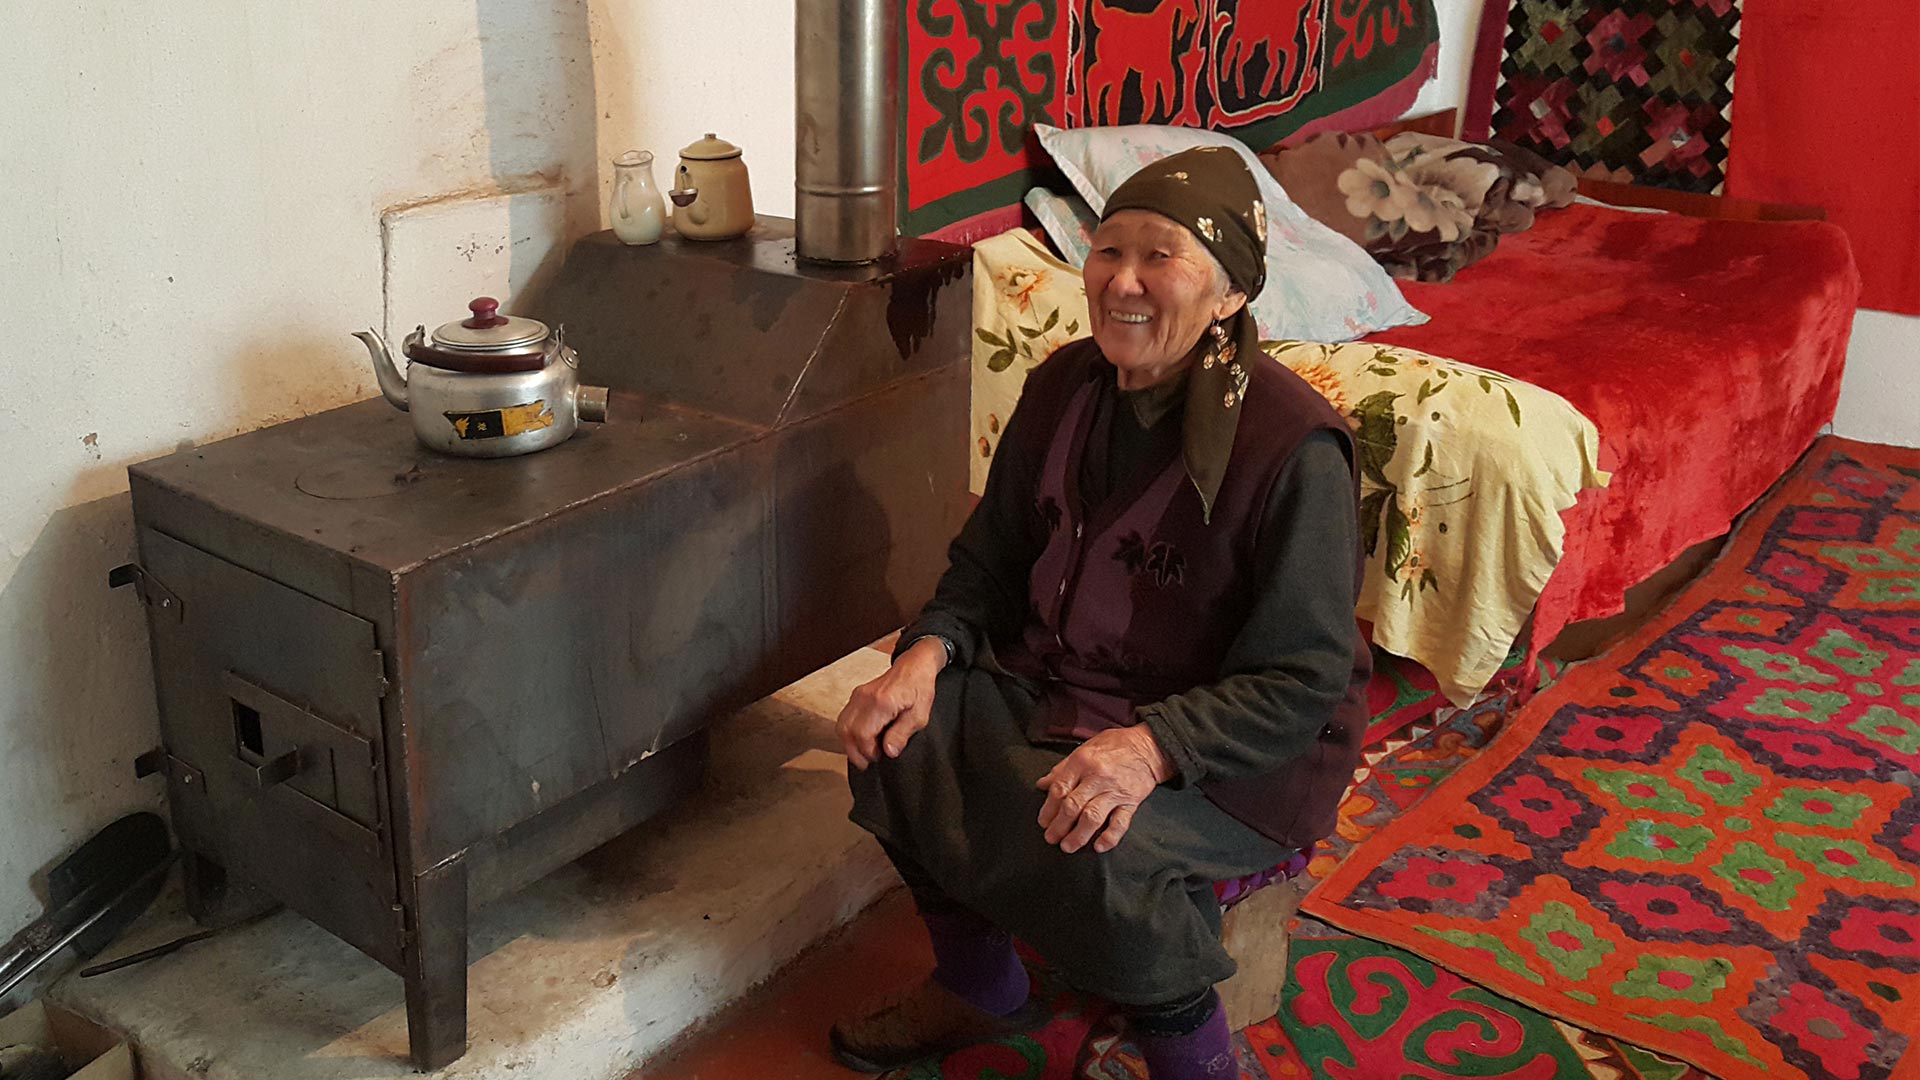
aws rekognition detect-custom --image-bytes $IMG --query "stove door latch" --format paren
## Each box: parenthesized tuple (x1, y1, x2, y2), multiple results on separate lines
(134, 747, 205, 791)
(242, 749, 304, 789)
(108, 563, 184, 623)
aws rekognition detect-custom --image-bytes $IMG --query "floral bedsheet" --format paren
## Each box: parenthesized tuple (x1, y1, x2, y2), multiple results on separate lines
(970, 228, 1610, 704)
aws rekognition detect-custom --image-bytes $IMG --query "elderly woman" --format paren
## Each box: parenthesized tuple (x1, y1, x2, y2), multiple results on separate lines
(832, 147, 1371, 1078)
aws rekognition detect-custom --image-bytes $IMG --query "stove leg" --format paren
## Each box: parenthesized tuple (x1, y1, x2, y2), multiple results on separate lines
(404, 856, 470, 1072)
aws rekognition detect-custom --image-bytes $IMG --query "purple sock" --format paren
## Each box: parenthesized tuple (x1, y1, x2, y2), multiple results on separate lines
(1136, 998, 1236, 1080)
(918, 908, 1030, 1017)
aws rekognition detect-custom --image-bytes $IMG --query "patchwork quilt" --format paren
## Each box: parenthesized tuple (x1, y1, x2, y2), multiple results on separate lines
(1481, 0, 1743, 194)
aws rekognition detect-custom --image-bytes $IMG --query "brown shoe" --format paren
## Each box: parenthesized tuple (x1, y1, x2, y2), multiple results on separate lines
(829, 976, 1050, 1072)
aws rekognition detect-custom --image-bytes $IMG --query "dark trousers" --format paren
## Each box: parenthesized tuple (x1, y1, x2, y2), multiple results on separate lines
(880, 840, 1218, 1035)
(848, 665, 1291, 1006)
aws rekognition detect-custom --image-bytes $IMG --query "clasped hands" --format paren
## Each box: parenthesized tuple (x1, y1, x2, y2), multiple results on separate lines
(835, 640, 1175, 854)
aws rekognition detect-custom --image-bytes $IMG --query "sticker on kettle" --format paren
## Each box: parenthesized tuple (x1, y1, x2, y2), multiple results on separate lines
(444, 401, 554, 440)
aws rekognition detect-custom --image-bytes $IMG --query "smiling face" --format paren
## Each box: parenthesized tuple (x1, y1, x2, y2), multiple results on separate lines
(1084, 209, 1247, 390)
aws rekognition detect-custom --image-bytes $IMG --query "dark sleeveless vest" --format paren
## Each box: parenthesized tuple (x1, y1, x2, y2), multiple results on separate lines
(997, 339, 1372, 849)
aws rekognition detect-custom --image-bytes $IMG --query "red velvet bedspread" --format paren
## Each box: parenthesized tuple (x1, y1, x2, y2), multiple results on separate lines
(1366, 202, 1860, 654)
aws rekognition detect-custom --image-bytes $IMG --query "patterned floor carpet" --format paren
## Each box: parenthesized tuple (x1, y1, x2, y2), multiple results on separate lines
(1361, 645, 1543, 745)
(1307, 438, 1920, 1080)
(1269, 923, 1711, 1080)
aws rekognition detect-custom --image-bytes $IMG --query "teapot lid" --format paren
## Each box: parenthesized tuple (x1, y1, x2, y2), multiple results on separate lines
(680, 133, 743, 161)
(430, 297, 548, 352)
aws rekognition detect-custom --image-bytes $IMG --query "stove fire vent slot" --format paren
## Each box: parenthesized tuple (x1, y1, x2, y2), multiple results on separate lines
(233, 700, 265, 759)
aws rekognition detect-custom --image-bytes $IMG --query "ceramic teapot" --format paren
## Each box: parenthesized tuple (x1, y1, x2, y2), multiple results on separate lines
(353, 298, 610, 458)
(668, 133, 755, 240)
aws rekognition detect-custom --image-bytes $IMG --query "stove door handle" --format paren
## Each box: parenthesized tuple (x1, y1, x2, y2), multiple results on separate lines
(243, 749, 303, 789)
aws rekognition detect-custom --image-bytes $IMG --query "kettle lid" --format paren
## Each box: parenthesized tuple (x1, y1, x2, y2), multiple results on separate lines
(431, 297, 548, 352)
(680, 132, 743, 161)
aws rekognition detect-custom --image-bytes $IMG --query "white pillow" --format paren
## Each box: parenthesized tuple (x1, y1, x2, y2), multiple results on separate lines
(1023, 186, 1098, 267)
(1035, 123, 1427, 342)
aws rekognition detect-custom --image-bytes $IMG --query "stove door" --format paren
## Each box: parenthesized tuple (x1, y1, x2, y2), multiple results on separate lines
(137, 527, 403, 968)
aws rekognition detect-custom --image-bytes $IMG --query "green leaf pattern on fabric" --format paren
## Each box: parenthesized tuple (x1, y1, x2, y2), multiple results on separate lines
(1265, 340, 1535, 606)
(979, 300, 1071, 374)
(1352, 391, 1402, 488)
(1260, 337, 1607, 705)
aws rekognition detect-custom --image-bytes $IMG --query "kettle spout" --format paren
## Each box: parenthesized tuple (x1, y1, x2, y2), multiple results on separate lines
(352, 328, 411, 412)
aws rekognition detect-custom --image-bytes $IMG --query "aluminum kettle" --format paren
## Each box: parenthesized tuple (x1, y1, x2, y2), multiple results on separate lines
(353, 297, 610, 458)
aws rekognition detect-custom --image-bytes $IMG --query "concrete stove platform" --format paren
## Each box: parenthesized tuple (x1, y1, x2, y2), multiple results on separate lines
(50, 647, 896, 1080)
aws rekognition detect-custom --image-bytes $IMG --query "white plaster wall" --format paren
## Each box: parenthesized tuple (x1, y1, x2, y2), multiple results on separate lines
(1407, 0, 1485, 127)
(0, 1, 597, 930)
(1835, 311, 1920, 448)
(590, 0, 798, 221)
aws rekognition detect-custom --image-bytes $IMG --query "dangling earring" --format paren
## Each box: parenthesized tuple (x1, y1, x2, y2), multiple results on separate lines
(1213, 319, 1237, 370)
(1203, 321, 1227, 369)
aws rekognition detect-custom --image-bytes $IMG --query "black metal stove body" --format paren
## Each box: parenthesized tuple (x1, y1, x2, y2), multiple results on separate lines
(119, 221, 971, 1069)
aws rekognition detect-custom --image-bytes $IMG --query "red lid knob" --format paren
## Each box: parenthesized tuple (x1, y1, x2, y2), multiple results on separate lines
(464, 297, 509, 329)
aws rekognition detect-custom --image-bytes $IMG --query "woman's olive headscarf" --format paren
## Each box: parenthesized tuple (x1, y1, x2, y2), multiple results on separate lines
(1100, 145, 1269, 522)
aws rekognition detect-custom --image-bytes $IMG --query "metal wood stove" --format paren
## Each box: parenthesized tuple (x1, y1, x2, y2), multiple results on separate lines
(116, 220, 970, 1069)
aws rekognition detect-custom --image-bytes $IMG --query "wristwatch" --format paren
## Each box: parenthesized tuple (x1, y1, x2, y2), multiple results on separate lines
(906, 633, 957, 669)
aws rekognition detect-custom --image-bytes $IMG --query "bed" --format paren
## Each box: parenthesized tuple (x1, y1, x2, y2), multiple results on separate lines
(1366, 200, 1860, 674)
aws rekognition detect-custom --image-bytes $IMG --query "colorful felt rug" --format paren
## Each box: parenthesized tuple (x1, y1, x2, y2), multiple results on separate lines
(1363, 645, 1542, 745)
(1312, 682, 1516, 883)
(1362, 637, 1553, 747)
(1306, 437, 1920, 1080)
(1265, 929, 1711, 1080)
(1467, 0, 1742, 195)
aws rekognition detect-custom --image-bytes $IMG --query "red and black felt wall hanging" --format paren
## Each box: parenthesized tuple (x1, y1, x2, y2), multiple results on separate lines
(900, 0, 1441, 242)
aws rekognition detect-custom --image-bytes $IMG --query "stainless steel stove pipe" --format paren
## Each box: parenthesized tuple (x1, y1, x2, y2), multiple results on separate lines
(795, 0, 900, 264)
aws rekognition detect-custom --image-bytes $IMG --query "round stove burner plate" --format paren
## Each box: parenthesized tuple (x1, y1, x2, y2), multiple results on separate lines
(296, 455, 436, 500)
